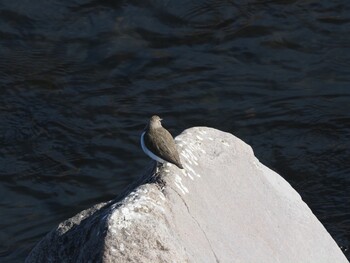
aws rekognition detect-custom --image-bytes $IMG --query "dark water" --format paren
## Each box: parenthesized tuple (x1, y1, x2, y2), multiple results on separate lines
(0, 0, 349, 261)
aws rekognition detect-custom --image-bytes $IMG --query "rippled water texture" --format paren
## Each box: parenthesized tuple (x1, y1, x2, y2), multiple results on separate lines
(0, 0, 349, 261)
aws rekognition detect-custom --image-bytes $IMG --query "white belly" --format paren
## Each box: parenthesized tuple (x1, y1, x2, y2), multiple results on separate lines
(141, 132, 165, 163)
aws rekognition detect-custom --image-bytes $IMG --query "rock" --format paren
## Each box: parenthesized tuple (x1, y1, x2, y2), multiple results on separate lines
(26, 127, 348, 263)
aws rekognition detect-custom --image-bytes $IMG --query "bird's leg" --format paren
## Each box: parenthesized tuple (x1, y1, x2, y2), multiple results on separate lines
(154, 161, 165, 175)
(151, 161, 159, 175)
(156, 162, 161, 175)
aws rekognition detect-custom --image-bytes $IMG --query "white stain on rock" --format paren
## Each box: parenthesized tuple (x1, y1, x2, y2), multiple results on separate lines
(174, 174, 189, 194)
(181, 169, 193, 180)
(108, 188, 165, 232)
(120, 243, 125, 252)
(173, 131, 210, 188)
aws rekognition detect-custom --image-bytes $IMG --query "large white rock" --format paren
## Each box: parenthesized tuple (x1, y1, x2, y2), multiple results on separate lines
(26, 127, 348, 263)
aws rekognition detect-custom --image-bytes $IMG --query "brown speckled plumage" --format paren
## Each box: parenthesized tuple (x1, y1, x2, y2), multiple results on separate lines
(143, 115, 183, 169)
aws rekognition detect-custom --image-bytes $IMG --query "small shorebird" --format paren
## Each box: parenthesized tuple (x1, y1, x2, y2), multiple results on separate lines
(141, 115, 183, 169)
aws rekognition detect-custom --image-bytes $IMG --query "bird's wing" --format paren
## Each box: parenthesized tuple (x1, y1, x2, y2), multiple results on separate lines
(145, 128, 182, 167)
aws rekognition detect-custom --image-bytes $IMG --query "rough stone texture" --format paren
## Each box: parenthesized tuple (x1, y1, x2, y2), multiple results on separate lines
(26, 127, 348, 263)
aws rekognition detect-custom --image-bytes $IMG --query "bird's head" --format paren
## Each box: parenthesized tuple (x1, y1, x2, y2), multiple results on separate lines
(149, 115, 163, 129)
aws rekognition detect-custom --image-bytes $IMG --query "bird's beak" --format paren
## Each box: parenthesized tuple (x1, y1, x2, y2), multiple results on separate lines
(160, 118, 163, 121)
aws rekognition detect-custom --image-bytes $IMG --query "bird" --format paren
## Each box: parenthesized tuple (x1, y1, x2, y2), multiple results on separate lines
(141, 115, 184, 169)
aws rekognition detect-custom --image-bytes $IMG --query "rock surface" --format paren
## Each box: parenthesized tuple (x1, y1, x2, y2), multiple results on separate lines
(26, 127, 348, 263)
